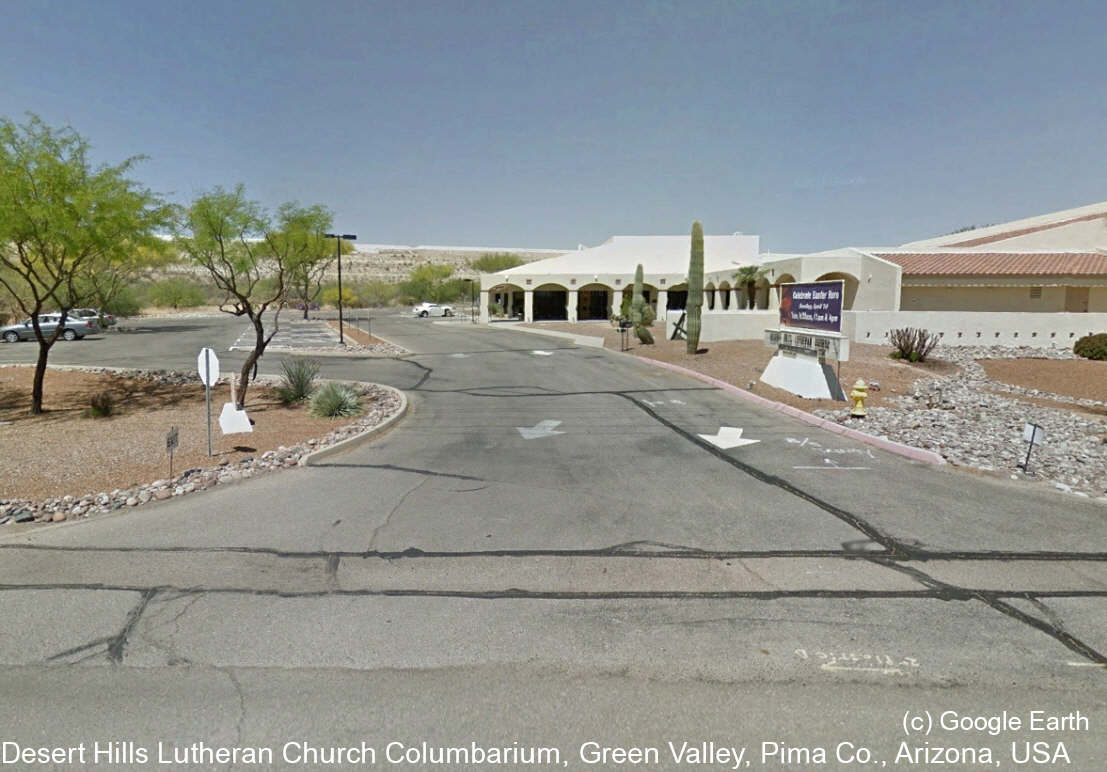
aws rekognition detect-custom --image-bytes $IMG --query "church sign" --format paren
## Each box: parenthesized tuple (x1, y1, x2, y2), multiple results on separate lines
(779, 280, 844, 333)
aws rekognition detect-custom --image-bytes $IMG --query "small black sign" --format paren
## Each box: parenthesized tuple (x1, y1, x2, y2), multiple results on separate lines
(166, 426, 179, 453)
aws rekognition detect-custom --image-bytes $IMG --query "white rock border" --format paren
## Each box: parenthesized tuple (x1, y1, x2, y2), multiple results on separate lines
(814, 345, 1107, 503)
(0, 366, 407, 526)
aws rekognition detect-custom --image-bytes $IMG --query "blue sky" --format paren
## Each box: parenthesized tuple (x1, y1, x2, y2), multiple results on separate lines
(3, 0, 1104, 251)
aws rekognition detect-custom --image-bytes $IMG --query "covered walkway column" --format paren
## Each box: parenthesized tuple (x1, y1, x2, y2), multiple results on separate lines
(567, 289, 578, 322)
(656, 289, 668, 317)
(506, 291, 515, 317)
(524, 290, 534, 323)
(728, 289, 737, 309)
(479, 290, 490, 323)
(612, 289, 623, 317)
(769, 285, 781, 308)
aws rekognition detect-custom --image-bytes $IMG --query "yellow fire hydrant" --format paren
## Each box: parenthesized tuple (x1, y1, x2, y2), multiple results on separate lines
(849, 379, 868, 418)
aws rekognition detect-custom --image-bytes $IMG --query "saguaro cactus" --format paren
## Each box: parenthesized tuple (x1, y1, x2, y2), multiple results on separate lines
(630, 263, 655, 344)
(686, 221, 704, 354)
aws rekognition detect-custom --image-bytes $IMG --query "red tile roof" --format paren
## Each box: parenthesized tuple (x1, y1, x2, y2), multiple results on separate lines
(873, 252, 1107, 277)
(946, 212, 1107, 247)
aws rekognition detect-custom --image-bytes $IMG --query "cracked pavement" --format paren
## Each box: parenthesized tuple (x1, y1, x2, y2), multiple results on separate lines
(1, 314, 1106, 767)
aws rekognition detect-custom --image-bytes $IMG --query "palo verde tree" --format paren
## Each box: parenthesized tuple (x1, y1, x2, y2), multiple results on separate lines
(629, 263, 655, 344)
(284, 205, 353, 319)
(178, 187, 336, 406)
(78, 240, 173, 319)
(685, 220, 704, 354)
(732, 264, 770, 309)
(0, 114, 171, 413)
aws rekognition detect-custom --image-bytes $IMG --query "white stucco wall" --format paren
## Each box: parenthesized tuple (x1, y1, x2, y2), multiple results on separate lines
(848, 311, 1107, 348)
(665, 309, 778, 341)
(666, 308, 1107, 348)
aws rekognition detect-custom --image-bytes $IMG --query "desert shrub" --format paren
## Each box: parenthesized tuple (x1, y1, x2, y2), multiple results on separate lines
(351, 280, 398, 308)
(320, 286, 357, 309)
(469, 252, 523, 273)
(103, 286, 142, 317)
(87, 390, 115, 418)
(147, 277, 206, 309)
(309, 382, 362, 418)
(1074, 333, 1107, 361)
(275, 357, 319, 405)
(487, 302, 504, 317)
(889, 327, 939, 362)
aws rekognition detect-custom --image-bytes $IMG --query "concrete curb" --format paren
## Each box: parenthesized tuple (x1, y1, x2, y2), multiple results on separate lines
(299, 388, 409, 466)
(486, 323, 606, 348)
(636, 357, 947, 466)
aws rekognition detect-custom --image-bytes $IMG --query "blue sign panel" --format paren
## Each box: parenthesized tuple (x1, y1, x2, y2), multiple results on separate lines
(779, 280, 844, 332)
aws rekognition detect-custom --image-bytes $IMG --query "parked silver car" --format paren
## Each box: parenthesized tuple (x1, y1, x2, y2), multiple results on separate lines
(0, 314, 97, 342)
(71, 307, 116, 328)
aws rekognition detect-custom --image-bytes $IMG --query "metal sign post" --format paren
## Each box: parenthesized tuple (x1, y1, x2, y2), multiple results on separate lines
(166, 426, 179, 477)
(197, 347, 220, 456)
(1021, 423, 1045, 472)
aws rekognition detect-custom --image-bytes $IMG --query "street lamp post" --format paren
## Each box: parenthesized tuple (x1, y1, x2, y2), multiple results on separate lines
(463, 278, 476, 323)
(325, 232, 357, 345)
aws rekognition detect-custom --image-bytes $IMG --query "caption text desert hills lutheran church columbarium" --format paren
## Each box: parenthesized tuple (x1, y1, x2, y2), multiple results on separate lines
(478, 201, 1107, 348)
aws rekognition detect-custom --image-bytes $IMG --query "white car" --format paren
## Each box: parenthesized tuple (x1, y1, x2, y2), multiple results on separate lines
(411, 302, 454, 318)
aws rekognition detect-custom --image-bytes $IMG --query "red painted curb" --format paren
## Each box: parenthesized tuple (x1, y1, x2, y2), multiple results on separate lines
(636, 356, 947, 466)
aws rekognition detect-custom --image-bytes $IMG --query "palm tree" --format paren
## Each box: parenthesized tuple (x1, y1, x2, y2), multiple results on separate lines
(732, 265, 771, 309)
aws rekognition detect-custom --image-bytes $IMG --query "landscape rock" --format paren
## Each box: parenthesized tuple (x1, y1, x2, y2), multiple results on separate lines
(817, 345, 1106, 500)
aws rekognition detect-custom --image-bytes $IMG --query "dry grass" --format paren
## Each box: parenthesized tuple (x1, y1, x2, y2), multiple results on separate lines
(0, 367, 345, 500)
(977, 358, 1107, 403)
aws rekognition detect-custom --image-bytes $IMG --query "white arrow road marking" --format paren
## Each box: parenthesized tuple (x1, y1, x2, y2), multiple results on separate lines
(531, 350, 553, 356)
(697, 426, 760, 449)
(450, 353, 469, 358)
(517, 420, 565, 440)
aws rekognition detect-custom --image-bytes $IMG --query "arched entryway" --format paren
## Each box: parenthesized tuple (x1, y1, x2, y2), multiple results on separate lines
(533, 283, 569, 320)
(718, 281, 732, 310)
(666, 283, 687, 310)
(576, 283, 613, 320)
(489, 283, 525, 318)
(814, 272, 859, 309)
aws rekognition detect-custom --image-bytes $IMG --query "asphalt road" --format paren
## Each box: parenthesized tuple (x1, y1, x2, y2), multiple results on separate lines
(1, 313, 1105, 770)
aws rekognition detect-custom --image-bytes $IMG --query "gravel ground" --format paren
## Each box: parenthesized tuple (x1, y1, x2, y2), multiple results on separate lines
(813, 347, 1107, 501)
(0, 366, 404, 524)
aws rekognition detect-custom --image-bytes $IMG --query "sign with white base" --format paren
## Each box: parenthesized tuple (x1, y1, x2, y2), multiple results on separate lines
(219, 376, 252, 435)
(219, 402, 253, 434)
(760, 328, 849, 401)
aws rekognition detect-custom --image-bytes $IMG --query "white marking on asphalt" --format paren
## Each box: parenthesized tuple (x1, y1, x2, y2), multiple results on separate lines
(531, 350, 553, 356)
(794, 458, 871, 470)
(1066, 661, 1107, 667)
(517, 420, 565, 440)
(450, 353, 469, 358)
(698, 426, 759, 449)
